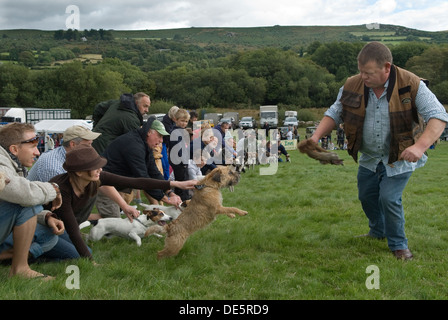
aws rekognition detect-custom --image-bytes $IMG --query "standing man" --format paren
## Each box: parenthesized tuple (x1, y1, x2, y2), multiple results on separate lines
(0, 123, 63, 279)
(310, 42, 448, 260)
(92, 92, 150, 155)
(336, 124, 345, 150)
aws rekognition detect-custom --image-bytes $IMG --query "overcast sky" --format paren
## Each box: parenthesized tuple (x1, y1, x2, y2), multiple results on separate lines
(0, 0, 447, 32)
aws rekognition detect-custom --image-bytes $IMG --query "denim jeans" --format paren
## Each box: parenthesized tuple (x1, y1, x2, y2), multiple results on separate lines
(0, 223, 59, 259)
(0, 202, 58, 259)
(0, 202, 39, 244)
(41, 231, 86, 261)
(357, 162, 412, 251)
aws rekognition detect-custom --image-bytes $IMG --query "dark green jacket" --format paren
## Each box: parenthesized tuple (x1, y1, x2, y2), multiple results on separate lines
(92, 94, 143, 155)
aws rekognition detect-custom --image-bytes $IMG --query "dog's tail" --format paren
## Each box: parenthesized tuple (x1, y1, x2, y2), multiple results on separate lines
(79, 220, 99, 230)
(79, 221, 92, 230)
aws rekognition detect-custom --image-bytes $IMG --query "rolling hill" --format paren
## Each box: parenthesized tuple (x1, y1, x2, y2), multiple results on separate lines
(1, 24, 447, 50)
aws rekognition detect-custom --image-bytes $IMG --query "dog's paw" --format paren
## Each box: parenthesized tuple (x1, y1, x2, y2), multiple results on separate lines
(228, 213, 236, 219)
(240, 210, 248, 216)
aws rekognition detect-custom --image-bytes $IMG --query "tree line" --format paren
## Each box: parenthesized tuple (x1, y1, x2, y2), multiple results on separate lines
(53, 29, 114, 41)
(0, 41, 447, 119)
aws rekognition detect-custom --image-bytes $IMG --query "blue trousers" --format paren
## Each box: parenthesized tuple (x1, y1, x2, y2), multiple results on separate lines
(41, 231, 83, 261)
(357, 162, 412, 251)
(0, 203, 58, 259)
(162, 143, 170, 180)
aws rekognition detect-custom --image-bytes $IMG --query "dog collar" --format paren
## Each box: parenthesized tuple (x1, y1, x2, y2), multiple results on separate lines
(194, 184, 218, 190)
(134, 218, 146, 226)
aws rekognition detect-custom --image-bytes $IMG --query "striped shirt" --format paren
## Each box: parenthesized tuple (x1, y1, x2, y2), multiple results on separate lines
(325, 80, 448, 176)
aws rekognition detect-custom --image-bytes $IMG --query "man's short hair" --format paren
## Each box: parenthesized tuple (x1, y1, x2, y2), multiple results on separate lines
(357, 41, 393, 67)
(0, 122, 35, 149)
(133, 92, 150, 103)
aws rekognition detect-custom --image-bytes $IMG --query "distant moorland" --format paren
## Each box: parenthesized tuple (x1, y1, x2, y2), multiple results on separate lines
(0, 24, 447, 117)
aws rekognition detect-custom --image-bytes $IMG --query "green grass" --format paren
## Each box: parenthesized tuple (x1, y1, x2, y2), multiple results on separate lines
(2, 141, 448, 300)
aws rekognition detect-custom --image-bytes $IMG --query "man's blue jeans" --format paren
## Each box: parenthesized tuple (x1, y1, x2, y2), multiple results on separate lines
(357, 162, 412, 251)
(0, 203, 58, 259)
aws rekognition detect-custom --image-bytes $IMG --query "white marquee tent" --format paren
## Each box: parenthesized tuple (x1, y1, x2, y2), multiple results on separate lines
(34, 119, 93, 151)
(34, 119, 93, 133)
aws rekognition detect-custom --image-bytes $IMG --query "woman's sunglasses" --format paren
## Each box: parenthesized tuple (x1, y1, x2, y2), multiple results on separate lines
(20, 135, 39, 145)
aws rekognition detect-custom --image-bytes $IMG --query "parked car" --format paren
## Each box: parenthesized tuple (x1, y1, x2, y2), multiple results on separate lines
(204, 113, 222, 127)
(283, 116, 298, 127)
(239, 116, 256, 129)
(147, 113, 165, 122)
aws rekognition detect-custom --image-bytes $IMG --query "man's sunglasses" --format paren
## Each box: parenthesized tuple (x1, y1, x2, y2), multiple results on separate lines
(20, 135, 39, 144)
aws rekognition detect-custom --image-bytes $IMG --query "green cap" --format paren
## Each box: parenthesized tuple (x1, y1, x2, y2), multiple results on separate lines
(151, 120, 169, 136)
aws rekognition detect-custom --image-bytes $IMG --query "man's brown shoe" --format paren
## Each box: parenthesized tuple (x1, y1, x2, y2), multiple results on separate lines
(393, 249, 413, 260)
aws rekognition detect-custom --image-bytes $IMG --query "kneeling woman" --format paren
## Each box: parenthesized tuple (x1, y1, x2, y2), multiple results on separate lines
(44, 145, 197, 261)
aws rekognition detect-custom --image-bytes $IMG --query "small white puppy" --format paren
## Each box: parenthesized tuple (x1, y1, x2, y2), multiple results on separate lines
(88, 209, 172, 246)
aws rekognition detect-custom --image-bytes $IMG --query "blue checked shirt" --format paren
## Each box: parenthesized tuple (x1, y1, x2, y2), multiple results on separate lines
(27, 146, 67, 182)
(325, 80, 448, 176)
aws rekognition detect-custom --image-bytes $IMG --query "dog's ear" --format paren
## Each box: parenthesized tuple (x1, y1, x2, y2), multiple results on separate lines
(211, 170, 221, 182)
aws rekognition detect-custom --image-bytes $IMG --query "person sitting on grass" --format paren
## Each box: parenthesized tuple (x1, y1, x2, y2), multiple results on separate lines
(42, 145, 197, 262)
(0, 123, 63, 280)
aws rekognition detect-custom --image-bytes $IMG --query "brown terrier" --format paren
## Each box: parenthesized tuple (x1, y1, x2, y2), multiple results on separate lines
(147, 166, 248, 259)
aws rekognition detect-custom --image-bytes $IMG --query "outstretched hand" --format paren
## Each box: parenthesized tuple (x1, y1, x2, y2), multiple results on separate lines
(171, 180, 199, 190)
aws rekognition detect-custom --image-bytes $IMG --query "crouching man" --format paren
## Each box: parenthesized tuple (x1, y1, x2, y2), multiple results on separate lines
(0, 123, 64, 279)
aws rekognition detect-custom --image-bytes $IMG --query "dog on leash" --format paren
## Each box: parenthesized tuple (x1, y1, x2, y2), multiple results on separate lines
(88, 209, 172, 246)
(146, 166, 248, 259)
(139, 201, 189, 220)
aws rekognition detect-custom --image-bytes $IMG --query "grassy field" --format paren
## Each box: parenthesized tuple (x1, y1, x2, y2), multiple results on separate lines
(1, 139, 448, 302)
